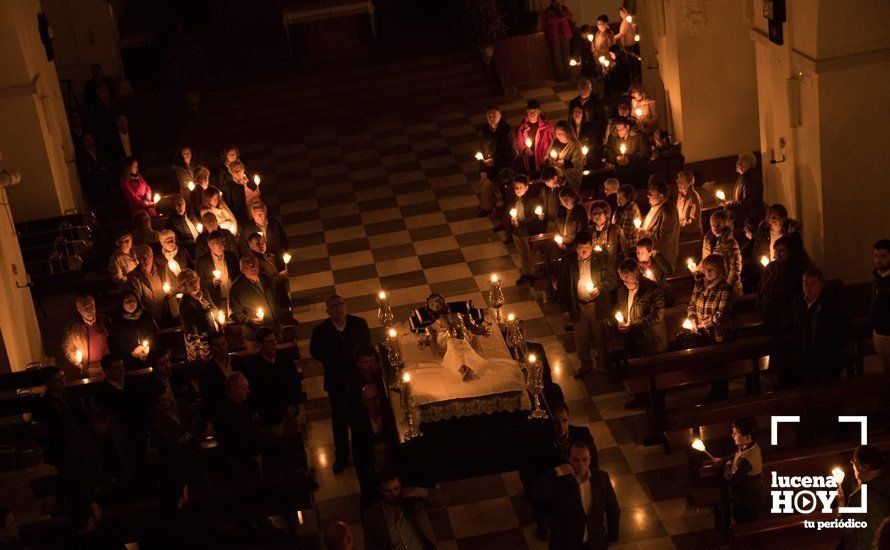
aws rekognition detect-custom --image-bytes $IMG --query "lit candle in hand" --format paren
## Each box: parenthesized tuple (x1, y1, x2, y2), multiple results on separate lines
(216, 310, 226, 326)
(196, 223, 203, 233)
(524, 137, 533, 149)
(534, 205, 544, 219)
(142, 339, 150, 354)
(625, 15, 633, 23)
(554, 235, 564, 246)
(644, 268, 655, 280)
(593, 245, 603, 252)
(760, 255, 770, 267)
(212, 269, 222, 281)
(598, 55, 606, 65)
(581, 145, 589, 156)
(686, 258, 696, 272)
(635, 108, 643, 117)
(253, 174, 261, 186)
(187, 181, 195, 192)
(282, 252, 292, 265)
(691, 438, 715, 459)
(587, 33, 594, 42)
(832, 467, 845, 484)
(716, 190, 726, 201)
(633, 217, 642, 229)
(256, 308, 265, 321)
(585, 281, 595, 294)
(153, 193, 161, 204)
(569, 58, 578, 67)
(619, 143, 627, 156)
(634, 33, 640, 42)
(74, 348, 83, 365)
(549, 149, 558, 160)
(509, 208, 518, 221)
(162, 281, 172, 294)
(475, 151, 484, 161)
(615, 311, 625, 324)
(682, 318, 695, 331)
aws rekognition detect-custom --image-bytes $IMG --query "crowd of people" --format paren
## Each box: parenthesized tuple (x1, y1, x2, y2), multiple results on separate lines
(2, 3, 888, 549)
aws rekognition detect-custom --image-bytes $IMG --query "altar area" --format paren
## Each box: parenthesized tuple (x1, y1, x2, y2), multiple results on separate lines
(377, 304, 559, 486)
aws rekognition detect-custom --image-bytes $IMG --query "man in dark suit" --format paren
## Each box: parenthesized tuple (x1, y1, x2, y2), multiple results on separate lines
(165, 195, 200, 254)
(240, 202, 289, 259)
(345, 344, 385, 418)
(214, 372, 264, 473)
(555, 231, 617, 378)
(477, 106, 516, 217)
(194, 213, 243, 260)
(228, 255, 292, 335)
(128, 244, 172, 326)
(362, 472, 437, 550)
(533, 441, 620, 550)
(350, 384, 397, 480)
(639, 180, 680, 273)
(567, 79, 606, 140)
(615, 259, 668, 357)
(310, 295, 371, 473)
(604, 116, 651, 188)
(194, 231, 240, 309)
(197, 332, 243, 423)
(552, 402, 597, 468)
(721, 153, 765, 224)
(242, 327, 302, 435)
(792, 268, 850, 386)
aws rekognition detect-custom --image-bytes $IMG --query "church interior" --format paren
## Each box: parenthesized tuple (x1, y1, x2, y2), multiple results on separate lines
(0, 0, 888, 548)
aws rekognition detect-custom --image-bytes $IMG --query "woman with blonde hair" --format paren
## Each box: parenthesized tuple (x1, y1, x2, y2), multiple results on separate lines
(200, 185, 238, 236)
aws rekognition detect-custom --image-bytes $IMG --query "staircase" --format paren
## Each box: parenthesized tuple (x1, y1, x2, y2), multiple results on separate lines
(181, 52, 503, 147)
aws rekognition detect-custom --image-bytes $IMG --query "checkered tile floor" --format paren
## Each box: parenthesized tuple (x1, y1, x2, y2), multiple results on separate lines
(141, 80, 723, 549)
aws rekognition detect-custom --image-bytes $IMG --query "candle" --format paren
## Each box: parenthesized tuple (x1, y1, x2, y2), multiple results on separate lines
(691, 438, 706, 452)
(569, 58, 578, 67)
(256, 308, 265, 321)
(716, 190, 726, 201)
(625, 15, 633, 23)
(175, 293, 183, 299)
(635, 108, 643, 117)
(634, 33, 640, 42)
(760, 255, 770, 267)
(583, 170, 590, 175)
(598, 55, 607, 65)
(282, 252, 292, 264)
(153, 193, 161, 203)
(615, 311, 625, 324)
(187, 181, 195, 192)
(682, 318, 694, 330)
(212, 269, 222, 281)
(253, 174, 261, 186)
(387, 327, 398, 340)
(633, 217, 642, 229)
(474, 151, 484, 161)
(378, 291, 387, 301)
(528, 353, 537, 365)
(602, 59, 610, 68)
(524, 137, 532, 149)
(686, 258, 696, 272)
(587, 33, 594, 42)
(507, 313, 516, 322)
(162, 281, 172, 294)
(554, 235, 564, 245)
(402, 372, 411, 384)
(549, 149, 558, 159)
(142, 339, 150, 353)
(196, 223, 203, 233)
(581, 145, 589, 156)
(216, 310, 225, 325)
(74, 348, 83, 364)
(644, 268, 654, 280)
(585, 281, 595, 294)
(534, 205, 544, 217)
(509, 208, 518, 220)
(167, 259, 181, 276)
(832, 467, 845, 484)
(593, 245, 603, 252)
(490, 273, 499, 283)
(619, 143, 627, 155)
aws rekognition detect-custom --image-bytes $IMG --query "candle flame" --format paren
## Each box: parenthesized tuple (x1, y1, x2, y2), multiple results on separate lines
(142, 339, 150, 349)
(378, 291, 387, 300)
(598, 55, 606, 64)
(187, 181, 195, 192)
(490, 273, 499, 283)
(633, 218, 642, 229)
(213, 269, 222, 279)
(634, 33, 640, 42)
(587, 33, 594, 42)
(196, 223, 203, 233)
(74, 349, 83, 363)
(475, 151, 484, 161)
(509, 208, 518, 219)
(687, 258, 696, 271)
(619, 143, 627, 155)
(216, 310, 225, 325)
(832, 467, 845, 483)
(524, 138, 532, 148)
(760, 256, 770, 267)
(253, 174, 261, 185)
(585, 281, 595, 293)
(635, 108, 643, 117)
(691, 438, 706, 452)
(162, 281, 172, 294)
(549, 149, 558, 159)
(402, 372, 411, 383)
(569, 58, 578, 67)
(507, 313, 516, 322)
(534, 205, 543, 216)
(645, 268, 654, 280)
(716, 190, 726, 201)
(625, 15, 633, 23)
(554, 235, 564, 245)
(387, 328, 398, 339)
(581, 145, 589, 156)
(256, 307, 264, 320)
(615, 311, 625, 324)
(153, 193, 161, 203)
(528, 353, 537, 364)
(603, 59, 610, 68)
(594, 245, 603, 252)
(682, 318, 694, 330)
(282, 252, 292, 264)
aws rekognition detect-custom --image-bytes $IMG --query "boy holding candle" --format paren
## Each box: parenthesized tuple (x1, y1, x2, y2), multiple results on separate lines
(555, 231, 617, 377)
(709, 417, 763, 526)
(506, 175, 547, 285)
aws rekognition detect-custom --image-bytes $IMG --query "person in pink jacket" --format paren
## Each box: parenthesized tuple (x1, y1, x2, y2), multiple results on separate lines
(515, 100, 556, 178)
(120, 157, 157, 216)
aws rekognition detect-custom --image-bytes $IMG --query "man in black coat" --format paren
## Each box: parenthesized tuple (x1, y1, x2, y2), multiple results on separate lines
(240, 202, 290, 259)
(567, 79, 606, 139)
(477, 106, 516, 217)
(195, 231, 240, 309)
(228, 255, 292, 335)
(242, 327, 302, 435)
(792, 268, 850, 386)
(555, 231, 617, 378)
(214, 372, 264, 473)
(165, 196, 200, 254)
(721, 153, 765, 224)
(533, 441, 620, 550)
(197, 332, 243, 423)
(309, 295, 371, 473)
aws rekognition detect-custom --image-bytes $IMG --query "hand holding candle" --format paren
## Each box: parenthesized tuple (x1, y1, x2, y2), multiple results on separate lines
(74, 348, 83, 365)
(256, 308, 265, 322)
(549, 149, 558, 160)
(760, 256, 770, 267)
(682, 318, 694, 331)
(253, 174, 261, 186)
(644, 268, 655, 281)
(585, 281, 595, 294)
(633, 217, 642, 229)
(475, 151, 484, 161)
(691, 438, 715, 460)
(832, 467, 845, 484)
(142, 339, 150, 355)
(524, 137, 533, 150)
(196, 223, 203, 233)
(569, 58, 578, 67)
(581, 145, 589, 157)
(687, 258, 697, 272)
(593, 244, 603, 252)
(619, 143, 628, 156)
(212, 269, 222, 283)
(534, 205, 544, 220)
(587, 33, 594, 42)
(716, 190, 726, 201)
(634, 33, 640, 42)
(153, 193, 161, 204)
(162, 281, 172, 294)
(282, 252, 292, 265)
(216, 310, 226, 326)
(187, 181, 195, 192)
(509, 208, 518, 223)
(615, 311, 625, 324)
(635, 108, 643, 117)
(554, 235, 564, 246)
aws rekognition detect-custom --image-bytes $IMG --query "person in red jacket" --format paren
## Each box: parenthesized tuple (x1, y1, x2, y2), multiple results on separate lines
(119, 157, 157, 216)
(515, 100, 556, 178)
(543, 0, 574, 81)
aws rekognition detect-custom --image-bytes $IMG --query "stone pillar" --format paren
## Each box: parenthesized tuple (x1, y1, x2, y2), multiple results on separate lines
(750, 0, 890, 282)
(0, 0, 83, 221)
(639, 0, 760, 162)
